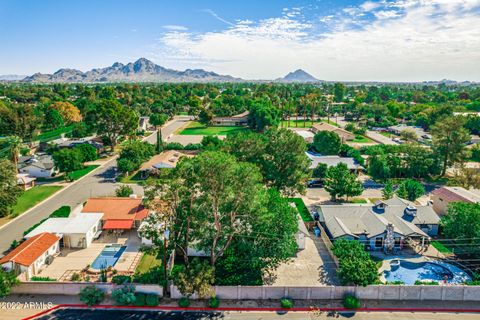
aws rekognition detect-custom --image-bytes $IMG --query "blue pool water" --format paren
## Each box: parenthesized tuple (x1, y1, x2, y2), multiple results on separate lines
(91, 245, 126, 270)
(383, 259, 471, 284)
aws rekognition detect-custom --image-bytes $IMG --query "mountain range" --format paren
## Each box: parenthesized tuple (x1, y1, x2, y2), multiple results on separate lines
(7, 58, 320, 83)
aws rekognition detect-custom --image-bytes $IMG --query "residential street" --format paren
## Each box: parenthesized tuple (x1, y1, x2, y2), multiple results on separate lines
(0, 117, 188, 253)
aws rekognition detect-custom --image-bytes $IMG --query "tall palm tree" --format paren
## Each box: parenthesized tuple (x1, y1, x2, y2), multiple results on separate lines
(4, 136, 22, 172)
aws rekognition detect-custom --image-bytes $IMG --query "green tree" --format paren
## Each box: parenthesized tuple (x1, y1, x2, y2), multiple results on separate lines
(0, 136, 23, 171)
(43, 108, 64, 130)
(53, 148, 83, 173)
(312, 163, 328, 179)
(198, 108, 214, 126)
(324, 163, 363, 201)
(367, 155, 390, 181)
(382, 180, 394, 199)
(0, 159, 22, 217)
(74, 143, 98, 162)
(431, 116, 471, 176)
(79, 286, 105, 307)
(116, 185, 133, 197)
(0, 103, 40, 142)
(71, 122, 90, 138)
(174, 258, 215, 298)
(333, 83, 346, 103)
(201, 135, 223, 150)
(441, 202, 480, 257)
(117, 140, 155, 174)
(400, 129, 418, 143)
(313, 131, 342, 155)
(332, 239, 378, 286)
(150, 113, 169, 153)
(225, 129, 310, 195)
(396, 179, 425, 201)
(0, 269, 20, 297)
(89, 99, 139, 151)
(248, 100, 280, 131)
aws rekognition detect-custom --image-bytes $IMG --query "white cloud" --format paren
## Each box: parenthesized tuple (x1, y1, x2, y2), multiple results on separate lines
(152, 0, 480, 81)
(162, 25, 188, 31)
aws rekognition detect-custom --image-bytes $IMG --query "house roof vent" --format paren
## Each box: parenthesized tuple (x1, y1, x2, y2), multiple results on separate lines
(405, 205, 417, 216)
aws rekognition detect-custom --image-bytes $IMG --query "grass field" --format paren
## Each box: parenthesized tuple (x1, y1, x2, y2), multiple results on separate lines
(288, 197, 313, 222)
(12, 186, 63, 216)
(351, 135, 374, 143)
(431, 241, 454, 254)
(67, 165, 99, 181)
(136, 252, 162, 274)
(35, 125, 73, 142)
(281, 119, 322, 128)
(178, 121, 248, 136)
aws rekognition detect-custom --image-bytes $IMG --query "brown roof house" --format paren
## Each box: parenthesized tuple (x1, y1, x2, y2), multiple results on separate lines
(310, 122, 355, 142)
(0, 232, 60, 280)
(212, 111, 249, 126)
(431, 187, 480, 216)
(81, 197, 150, 230)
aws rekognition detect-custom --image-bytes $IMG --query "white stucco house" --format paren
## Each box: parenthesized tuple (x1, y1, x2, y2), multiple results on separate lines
(0, 232, 60, 280)
(24, 213, 103, 248)
(18, 154, 56, 178)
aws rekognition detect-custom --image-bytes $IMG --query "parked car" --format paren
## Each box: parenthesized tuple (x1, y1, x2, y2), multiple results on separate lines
(307, 180, 323, 188)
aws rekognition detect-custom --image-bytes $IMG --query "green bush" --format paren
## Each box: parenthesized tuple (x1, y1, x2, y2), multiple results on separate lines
(79, 286, 104, 307)
(70, 273, 81, 281)
(111, 275, 132, 285)
(134, 292, 146, 306)
(145, 293, 160, 306)
(343, 294, 360, 309)
(112, 284, 136, 305)
(280, 298, 294, 309)
(208, 296, 220, 308)
(414, 280, 439, 285)
(50, 206, 71, 218)
(386, 280, 404, 285)
(178, 297, 190, 307)
(164, 142, 184, 150)
(30, 276, 56, 281)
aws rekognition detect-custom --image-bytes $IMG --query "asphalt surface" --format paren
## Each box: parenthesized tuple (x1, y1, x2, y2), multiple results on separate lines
(33, 309, 480, 320)
(0, 117, 190, 253)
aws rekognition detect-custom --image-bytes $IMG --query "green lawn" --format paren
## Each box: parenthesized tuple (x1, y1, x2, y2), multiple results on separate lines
(35, 125, 73, 142)
(349, 198, 368, 204)
(288, 198, 313, 222)
(323, 119, 340, 127)
(67, 165, 99, 180)
(281, 119, 322, 128)
(431, 241, 454, 254)
(179, 121, 248, 136)
(351, 135, 373, 143)
(136, 252, 162, 274)
(12, 186, 63, 216)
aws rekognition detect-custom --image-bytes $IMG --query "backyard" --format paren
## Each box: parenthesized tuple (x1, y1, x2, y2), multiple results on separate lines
(178, 121, 248, 136)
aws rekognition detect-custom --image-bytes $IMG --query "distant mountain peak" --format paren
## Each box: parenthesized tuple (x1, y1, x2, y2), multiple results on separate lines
(21, 58, 240, 83)
(280, 69, 318, 82)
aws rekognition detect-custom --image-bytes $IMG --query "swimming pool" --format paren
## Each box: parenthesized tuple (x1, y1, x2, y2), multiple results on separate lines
(383, 259, 471, 284)
(91, 245, 126, 270)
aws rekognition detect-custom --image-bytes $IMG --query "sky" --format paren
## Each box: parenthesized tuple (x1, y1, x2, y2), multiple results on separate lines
(0, 0, 479, 81)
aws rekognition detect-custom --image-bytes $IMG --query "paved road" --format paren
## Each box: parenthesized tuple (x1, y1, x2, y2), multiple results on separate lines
(0, 118, 187, 253)
(26, 309, 480, 320)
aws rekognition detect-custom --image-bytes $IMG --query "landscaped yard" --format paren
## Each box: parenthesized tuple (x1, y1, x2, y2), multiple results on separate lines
(67, 165, 99, 180)
(178, 121, 248, 136)
(281, 119, 322, 128)
(288, 198, 313, 222)
(431, 241, 454, 254)
(351, 135, 374, 143)
(35, 125, 73, 142)
(12, 186, 63, 216)
(136, 251, 162, 274)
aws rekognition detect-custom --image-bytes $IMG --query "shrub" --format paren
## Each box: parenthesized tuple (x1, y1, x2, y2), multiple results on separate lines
(178, 297, 190, 307)
(80, 286, 104, 307)
(145, 293, 160, 306)
(115, 185, 133, 197)
(134, 292, 146, 306)
(30, 276, 56, 281)
(164, 142, 184, 150)
(386, 280, 404, 285)
(208, 296, 220, 308)
(280, 298, 294, 309)
(184, 143, 202, 150)
(112, 284, 136, 305)
(70, 273, 81, 282)
(414, 280, 439, 285)
(111, 275, 132, 285)
(343, 294, 360, 309)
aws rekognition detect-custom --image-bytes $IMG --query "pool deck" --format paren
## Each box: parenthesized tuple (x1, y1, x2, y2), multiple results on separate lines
(36, 231, 142, 281)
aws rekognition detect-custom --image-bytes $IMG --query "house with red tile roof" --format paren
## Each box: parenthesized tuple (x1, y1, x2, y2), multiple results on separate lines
(0, 232, 60, 280)
(81, 197, 150, 231)
(431, 187, 480, 216)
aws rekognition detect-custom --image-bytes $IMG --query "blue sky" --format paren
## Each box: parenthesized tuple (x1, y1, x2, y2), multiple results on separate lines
(1, 0, 479, 81)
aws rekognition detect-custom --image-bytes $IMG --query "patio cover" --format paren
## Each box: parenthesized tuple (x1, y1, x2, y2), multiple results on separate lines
(103, 219, 134, 230)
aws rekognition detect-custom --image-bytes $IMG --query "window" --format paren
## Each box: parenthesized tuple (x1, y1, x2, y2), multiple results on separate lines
(394, 237, 401, 247)
(375, 237, 383, 248)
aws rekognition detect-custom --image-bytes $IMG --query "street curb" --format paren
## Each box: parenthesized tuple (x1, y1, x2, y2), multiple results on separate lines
(23, 303, 480, 320)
